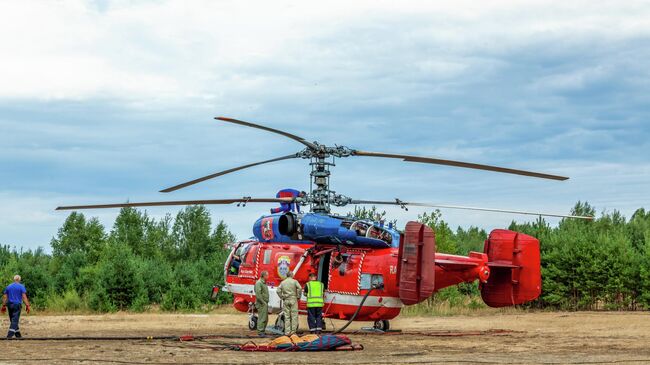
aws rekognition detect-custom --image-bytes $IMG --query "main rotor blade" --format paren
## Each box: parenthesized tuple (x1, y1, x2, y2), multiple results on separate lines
(216, 117, 318, 149)
(352, 151, 568, 181)
(56, 197, 295, 211)
(350, 200, 593, 220)
(160, 153, 300, 193)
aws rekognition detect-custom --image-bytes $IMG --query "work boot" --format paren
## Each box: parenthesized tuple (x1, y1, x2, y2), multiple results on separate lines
(14, 331, 21, 339)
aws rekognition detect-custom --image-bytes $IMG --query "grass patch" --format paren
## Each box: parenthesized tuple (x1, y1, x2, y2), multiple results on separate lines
(43, 288, 90, 313)
(400, 287, 525, 316)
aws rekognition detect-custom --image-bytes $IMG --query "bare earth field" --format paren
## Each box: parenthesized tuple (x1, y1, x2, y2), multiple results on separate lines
(0, 311, 649, 364)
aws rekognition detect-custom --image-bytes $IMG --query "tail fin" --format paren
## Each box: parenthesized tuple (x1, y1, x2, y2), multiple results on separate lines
(397, 222, 436, 305)
(480, 229, 541, 307)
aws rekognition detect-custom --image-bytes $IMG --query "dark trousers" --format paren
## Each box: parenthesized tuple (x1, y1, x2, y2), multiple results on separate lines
(7, 303, 21, 338)
(307, 307, 323, 331)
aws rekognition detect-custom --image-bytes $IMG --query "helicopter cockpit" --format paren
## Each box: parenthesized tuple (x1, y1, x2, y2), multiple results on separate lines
(348, 220, 369, 236)
(228, 241, 254, 275)
(346, 220, 395, 246)
(366, 224, 394, 243)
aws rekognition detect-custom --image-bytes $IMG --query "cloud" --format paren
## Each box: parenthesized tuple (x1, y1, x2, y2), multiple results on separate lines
(2, 1, 649, 103)
(0, 1, 649, 248)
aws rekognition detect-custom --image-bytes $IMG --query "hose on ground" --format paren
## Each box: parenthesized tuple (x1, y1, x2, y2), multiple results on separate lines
(332, 284, 380, 334)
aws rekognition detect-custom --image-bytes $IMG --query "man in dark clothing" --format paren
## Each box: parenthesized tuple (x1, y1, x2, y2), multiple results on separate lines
(303, 272, 325, 334)
(2, 275, 31, 339)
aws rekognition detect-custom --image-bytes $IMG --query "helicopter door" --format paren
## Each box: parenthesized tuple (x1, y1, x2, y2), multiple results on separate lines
(317, 253, 331, 289)
(397, 221, 436, 305)
(328, 251, 365, 295)
(226, 243, 242, 276)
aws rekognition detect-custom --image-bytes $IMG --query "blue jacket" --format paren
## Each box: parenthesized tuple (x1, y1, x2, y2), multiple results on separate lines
(271, 188, 302, 214)
(3, 282, 26, 304)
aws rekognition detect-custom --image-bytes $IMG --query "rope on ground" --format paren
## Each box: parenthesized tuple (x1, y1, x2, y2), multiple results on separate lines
(0, 335, 178, 341)
(1, 358, 649, 364)
(0, 333, 256, 341)
(160, 338, 234, 351)
(0, 358, 239, 365)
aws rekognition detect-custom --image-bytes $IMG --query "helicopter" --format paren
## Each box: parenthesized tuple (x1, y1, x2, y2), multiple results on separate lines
(57, 116, 593, 332)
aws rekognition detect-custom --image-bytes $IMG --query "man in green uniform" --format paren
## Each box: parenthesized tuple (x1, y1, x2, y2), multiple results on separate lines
(278, 271, 302, 335)
(254, 271, 269, 337)
(303, 272, 324, 334)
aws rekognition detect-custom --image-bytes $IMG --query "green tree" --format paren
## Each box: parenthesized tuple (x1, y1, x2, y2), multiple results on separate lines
(89, 243, 144, 311)
(51, 212, 106, 263)
(418, 210, 457, 254)
(111, 208, 153, 257)
(172, 205, 214, 260)
(137, 257, 173, 304)
(347, 206, 397, 227)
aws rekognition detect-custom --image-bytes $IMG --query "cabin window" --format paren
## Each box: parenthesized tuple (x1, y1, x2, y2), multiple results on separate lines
(360, 274, 384, 290)
(337, 254, 350, 276)
(263, 249, 271, 265)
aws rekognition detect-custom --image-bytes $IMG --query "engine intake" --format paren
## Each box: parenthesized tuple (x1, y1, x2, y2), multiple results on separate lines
(278, 213, 297, 236)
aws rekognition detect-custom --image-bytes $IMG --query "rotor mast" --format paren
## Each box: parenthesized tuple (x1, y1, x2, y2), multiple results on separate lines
(310, 152, 331, 213)
(300, 145, 354, 213)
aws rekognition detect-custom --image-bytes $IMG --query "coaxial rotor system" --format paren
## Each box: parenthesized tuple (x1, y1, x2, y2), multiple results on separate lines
(57, 116, 591, 220)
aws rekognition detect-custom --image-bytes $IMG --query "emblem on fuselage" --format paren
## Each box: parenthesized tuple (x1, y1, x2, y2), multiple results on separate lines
(261, 217, 274, 240)
(277, 255, 291, 279)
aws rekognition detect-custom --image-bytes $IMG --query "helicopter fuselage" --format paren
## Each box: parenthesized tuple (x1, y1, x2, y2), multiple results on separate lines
(222, 241, 491, 322)
(221, 217, 541, 326)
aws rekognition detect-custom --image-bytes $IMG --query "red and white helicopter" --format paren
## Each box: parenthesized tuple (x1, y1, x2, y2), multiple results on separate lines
(57, 117, 592, 332)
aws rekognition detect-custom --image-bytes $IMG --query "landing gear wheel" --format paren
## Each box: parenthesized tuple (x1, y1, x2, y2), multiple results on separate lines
(373, 320, 390, 332)
(247, 303, 258, 331)
(248, 315, 257, 331)
(248, 315, 258, 331)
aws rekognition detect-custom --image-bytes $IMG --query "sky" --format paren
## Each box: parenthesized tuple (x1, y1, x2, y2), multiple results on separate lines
(1, 0, 649, 250)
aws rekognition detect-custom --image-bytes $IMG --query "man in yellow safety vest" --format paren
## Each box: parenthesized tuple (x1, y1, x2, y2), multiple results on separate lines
(303, 272, 324, 334)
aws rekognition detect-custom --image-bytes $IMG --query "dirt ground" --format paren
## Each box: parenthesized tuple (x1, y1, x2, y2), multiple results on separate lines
(0, 311, 649, 364)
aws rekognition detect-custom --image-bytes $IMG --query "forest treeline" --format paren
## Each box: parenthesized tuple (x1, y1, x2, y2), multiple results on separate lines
(0, 206, 234, 312)
(409, 202, 650, 311)
(1, 202, 649, 312)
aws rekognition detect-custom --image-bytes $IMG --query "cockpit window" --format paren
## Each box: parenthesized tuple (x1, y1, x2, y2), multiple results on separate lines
(349, 220, 393, 244)
(349, 220, 370, 237)
(366, 226, 393, 244)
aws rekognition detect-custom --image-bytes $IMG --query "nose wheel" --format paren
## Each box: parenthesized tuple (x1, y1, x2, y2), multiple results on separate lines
(373, 320, 390, 332)
(248, 314, 258, 330)
(247, 303, 258, 330)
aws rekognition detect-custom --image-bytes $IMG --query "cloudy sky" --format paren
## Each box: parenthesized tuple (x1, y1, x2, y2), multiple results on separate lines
(1, 0, 649, 250)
